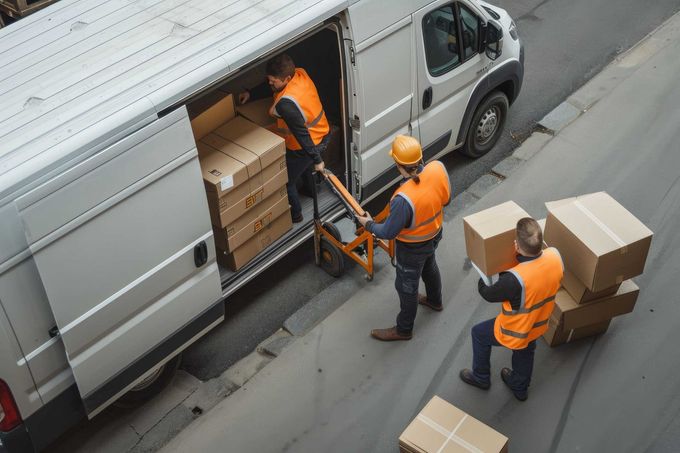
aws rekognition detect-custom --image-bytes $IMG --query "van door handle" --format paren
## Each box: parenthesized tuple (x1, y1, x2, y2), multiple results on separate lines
(422, 87, 433, 110)
(194, 241, 208, 267)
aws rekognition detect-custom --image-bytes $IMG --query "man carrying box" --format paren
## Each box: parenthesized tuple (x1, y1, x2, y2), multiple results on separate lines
(239, 54, 330, 223)
(460, 218, 563, 401)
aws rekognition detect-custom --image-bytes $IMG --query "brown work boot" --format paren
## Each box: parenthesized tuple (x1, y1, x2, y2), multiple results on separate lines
(418, 294, 443, 312)
(370, 326, 412, 341)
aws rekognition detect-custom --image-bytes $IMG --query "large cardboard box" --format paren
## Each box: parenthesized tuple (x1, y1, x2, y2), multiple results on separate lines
(463, 201, 530, 276)
(188, 92, 235, 141)
(236, 97, 276, 129)
(213, 191, 290, 252)
(553, 280, 639, 330)
(543, 318, 611, 347)
(545, 192, 653, 292)
(561, 268, 621, 304)
(213, 116, 285, 170)
(399, 396, 508, 453)
(208, 168, 288, 228)
(217, 209, 293, 271)
(197, 139, 256, 202)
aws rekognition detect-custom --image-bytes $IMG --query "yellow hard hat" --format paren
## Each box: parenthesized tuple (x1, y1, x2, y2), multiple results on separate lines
(389, 135, 423, 166)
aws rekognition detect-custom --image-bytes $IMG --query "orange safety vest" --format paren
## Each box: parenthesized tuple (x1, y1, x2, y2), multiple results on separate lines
(494, 247, 564, 349)
(272, 68, 330, 151)
(392, 161, 451, 243)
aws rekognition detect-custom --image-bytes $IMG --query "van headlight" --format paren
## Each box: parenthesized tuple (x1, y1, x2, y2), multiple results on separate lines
(509, 20, 519, 40)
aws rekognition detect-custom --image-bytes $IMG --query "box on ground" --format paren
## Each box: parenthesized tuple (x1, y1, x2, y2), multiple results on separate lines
(213, 191, 289, 252)
(561, 268, 620, 304)
(399, 396, 508, 453)
(463, 201, 530, 276)
(217, 208, 293, 271)
(553, 280, 639, 330)
(543, 318, 610, 347)
(544, 192, 653, 292)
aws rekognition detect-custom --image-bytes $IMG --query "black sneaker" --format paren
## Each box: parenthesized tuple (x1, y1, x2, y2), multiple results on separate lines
(459, 369, 490, 390)
(292, 213, 304, 223)
(501, 368, 528, 401)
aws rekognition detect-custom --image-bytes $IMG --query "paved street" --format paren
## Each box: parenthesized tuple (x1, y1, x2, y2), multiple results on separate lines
(163, 13, 680, 453)
(181, 0, 680, 381)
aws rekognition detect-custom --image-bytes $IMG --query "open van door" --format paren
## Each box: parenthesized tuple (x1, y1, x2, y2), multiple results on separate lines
(14, 107, 223, 417)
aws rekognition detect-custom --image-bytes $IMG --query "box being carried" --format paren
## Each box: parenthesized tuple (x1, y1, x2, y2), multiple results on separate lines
(399, 396, 508, 453)
(463, 201, 530, 276)
(544, 192, 652, 292)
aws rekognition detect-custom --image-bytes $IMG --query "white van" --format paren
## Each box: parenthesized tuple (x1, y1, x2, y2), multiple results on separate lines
(0, 0, 522, 450)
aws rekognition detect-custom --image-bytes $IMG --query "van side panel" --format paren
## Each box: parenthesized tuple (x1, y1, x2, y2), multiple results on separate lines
(349, 14, 416, 189)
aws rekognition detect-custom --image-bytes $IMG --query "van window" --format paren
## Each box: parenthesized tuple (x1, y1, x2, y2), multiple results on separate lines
(422, 5, 460, 76)
(459, 4, 480, 60)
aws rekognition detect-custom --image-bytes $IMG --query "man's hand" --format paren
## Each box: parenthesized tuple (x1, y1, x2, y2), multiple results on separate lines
(314, 161, 325, 172)
(356, 212, 373, 227)
(238, 91, 250, 105)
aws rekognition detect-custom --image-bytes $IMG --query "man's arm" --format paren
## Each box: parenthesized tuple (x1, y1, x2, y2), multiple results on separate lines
(478, 273, 522, 311)
(243, 80, 271, 102)
(363, 196, 412, 240)
(275, 99, 322, 163)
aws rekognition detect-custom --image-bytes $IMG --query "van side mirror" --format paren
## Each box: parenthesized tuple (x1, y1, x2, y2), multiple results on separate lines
(480, 21, 503, 60)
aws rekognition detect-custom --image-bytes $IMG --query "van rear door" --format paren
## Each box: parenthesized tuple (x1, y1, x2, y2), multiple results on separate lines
(14, 107, 223, 417)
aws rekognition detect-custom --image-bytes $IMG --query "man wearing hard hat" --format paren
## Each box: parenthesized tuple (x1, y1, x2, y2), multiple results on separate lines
(357, 136, 451, 341)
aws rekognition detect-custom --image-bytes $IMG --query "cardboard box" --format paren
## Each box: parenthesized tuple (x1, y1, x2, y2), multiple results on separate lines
(543, 318, 611, 347)
(217, 209, 293, 271)
(197, 138, 256, 201)
(553, 280, 639, 330)
(213, 116, 285, 171)
(188, 92, 235, 141)
(561, 268, 621, 304)
(463, 201, 530, 276)
(208, 167, 288, 228)
(213, 191, 290, 252)
(545, 192, 653, 292)
(399, 396, 508, 453)
(236, 97, 276, 128)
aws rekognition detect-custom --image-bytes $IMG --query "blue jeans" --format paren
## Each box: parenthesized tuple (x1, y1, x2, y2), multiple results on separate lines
(285, 135, 330, 218)
(394, 230, 443, 334)
(471, 318, 536, 395)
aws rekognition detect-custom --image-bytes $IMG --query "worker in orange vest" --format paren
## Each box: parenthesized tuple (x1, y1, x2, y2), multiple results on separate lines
(460, 218, 563, 401)
(357, 136, 451, 341)
(239, 54, 330, 223)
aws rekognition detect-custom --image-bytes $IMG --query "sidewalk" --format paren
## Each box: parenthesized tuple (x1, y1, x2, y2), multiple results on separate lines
(163, 14, 680, 453)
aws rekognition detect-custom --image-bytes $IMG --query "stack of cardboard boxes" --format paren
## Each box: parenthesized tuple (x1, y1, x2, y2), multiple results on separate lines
(189, 93, 293, 271)
(463, 193, 653, 347)
(399, 396, 508, 453)
(541, 192, 653, 346)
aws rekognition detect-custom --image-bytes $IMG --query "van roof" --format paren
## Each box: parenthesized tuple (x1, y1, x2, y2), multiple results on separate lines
(0, 0, 348, 200)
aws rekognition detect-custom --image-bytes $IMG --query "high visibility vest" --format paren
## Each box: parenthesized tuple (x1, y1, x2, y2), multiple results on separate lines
(272, 68, 330, 151)
(494, 247, 564, 349)
(392, 161, 451, 243)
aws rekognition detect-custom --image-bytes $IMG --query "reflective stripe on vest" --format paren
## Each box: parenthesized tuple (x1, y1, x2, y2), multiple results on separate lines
(392, 161, 451, 243)
(272, 68, 330, 150)
(493, 247, 564, 349)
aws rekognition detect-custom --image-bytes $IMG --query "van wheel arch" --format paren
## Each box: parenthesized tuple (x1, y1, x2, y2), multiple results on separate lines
(114, 354, 182, 408)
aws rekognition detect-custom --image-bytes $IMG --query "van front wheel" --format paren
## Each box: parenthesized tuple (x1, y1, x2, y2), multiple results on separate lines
(114, 354, 182, 408)
(460, 91, 509, 158)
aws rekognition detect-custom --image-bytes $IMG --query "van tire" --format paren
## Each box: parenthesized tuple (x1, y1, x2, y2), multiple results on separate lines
(114, 354, 182, 409)
(460, 91, 509, 158)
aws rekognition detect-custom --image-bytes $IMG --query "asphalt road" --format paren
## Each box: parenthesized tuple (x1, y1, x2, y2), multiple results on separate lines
(182, 0, 680, 381)
(163, 14, 680, 451)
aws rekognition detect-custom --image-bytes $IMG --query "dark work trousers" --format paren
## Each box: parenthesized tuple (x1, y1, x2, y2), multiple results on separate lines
(395, 229, 443, 335)
(284, 135, 330, 218)
(471, 317, 536, 395)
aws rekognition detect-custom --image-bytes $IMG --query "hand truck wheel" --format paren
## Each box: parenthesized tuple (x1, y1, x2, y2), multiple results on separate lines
(319, 236, 345, 277)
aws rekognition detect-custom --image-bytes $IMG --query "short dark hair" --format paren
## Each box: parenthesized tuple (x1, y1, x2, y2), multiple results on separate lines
(516, 217, 543, 256)
(266, 54, 295, 79)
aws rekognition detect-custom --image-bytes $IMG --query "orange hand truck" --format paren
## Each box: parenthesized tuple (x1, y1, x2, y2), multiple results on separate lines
(312, 169, 394, 281)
